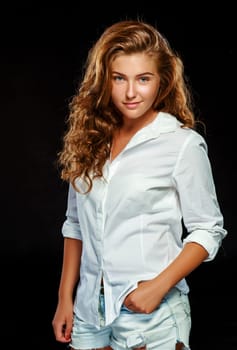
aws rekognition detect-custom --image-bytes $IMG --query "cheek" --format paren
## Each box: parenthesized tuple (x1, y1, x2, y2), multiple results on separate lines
(111, 86, 123, 102)
(145, 85, 159, 100)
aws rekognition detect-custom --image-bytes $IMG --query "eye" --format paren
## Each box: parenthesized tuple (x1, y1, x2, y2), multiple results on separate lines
(139, 76, 150, 83)
(112, 75, 124, 82)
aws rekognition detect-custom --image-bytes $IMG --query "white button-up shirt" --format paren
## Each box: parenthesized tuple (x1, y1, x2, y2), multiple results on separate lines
(62, 111, 227, 327)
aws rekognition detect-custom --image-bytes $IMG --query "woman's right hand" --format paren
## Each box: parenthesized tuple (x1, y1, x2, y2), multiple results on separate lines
(52, 298, 74, 343)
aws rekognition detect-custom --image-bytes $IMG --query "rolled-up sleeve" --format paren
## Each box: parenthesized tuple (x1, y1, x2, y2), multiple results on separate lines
(173, 132, 227, 261)
(61, 183, 82, 240)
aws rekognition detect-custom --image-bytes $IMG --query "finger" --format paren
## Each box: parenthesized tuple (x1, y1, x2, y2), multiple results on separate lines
(64, 320, 73, 341)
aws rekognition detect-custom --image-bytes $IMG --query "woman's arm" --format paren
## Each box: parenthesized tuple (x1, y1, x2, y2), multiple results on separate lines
(124, 241, 208, 313)
(52, 237, 82, 343)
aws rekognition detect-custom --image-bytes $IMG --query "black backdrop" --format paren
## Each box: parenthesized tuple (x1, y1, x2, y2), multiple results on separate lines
(1, 4, 236, 350)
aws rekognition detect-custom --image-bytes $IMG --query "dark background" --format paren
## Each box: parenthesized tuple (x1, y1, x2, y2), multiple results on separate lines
(1, 3, 236, 350)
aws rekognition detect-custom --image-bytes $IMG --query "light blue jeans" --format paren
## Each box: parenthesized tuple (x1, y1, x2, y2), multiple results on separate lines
(70, 287, 191, 349)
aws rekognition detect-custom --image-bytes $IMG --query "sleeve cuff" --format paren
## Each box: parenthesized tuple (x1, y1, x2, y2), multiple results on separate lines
(61, 219, 82, 240)
(183, 228, 227, 261)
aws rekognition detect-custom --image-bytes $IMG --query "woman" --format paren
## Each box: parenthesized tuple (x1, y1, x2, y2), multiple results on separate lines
(52, 19, 227, 350)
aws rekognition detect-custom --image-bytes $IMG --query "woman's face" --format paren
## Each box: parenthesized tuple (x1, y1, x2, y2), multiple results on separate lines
(111, 52, 160, 124)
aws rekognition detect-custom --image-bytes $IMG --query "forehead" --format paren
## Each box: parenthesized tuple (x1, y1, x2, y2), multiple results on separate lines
(111, 52, 157, 73)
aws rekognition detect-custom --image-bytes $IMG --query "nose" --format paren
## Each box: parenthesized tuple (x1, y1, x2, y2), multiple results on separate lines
(126, 80, 137, 99)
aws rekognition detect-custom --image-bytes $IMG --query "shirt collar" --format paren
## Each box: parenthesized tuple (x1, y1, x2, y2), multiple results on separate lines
(128, 111, 181, 148)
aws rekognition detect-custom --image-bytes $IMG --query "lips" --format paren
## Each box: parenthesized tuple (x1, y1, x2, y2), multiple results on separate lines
(123, 102, 140, 109)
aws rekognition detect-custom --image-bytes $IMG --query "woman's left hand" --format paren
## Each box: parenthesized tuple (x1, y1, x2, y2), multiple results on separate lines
(123, 279, 164, 313)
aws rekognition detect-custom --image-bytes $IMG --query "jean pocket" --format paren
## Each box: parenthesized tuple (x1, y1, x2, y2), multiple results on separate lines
(120, 304, 134, 314)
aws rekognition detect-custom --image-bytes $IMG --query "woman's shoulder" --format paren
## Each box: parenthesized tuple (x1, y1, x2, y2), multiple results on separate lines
(155, 112, 207, 152)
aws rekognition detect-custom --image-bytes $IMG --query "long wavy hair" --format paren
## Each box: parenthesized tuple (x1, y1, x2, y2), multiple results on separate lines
(58, 19, 196, 193)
